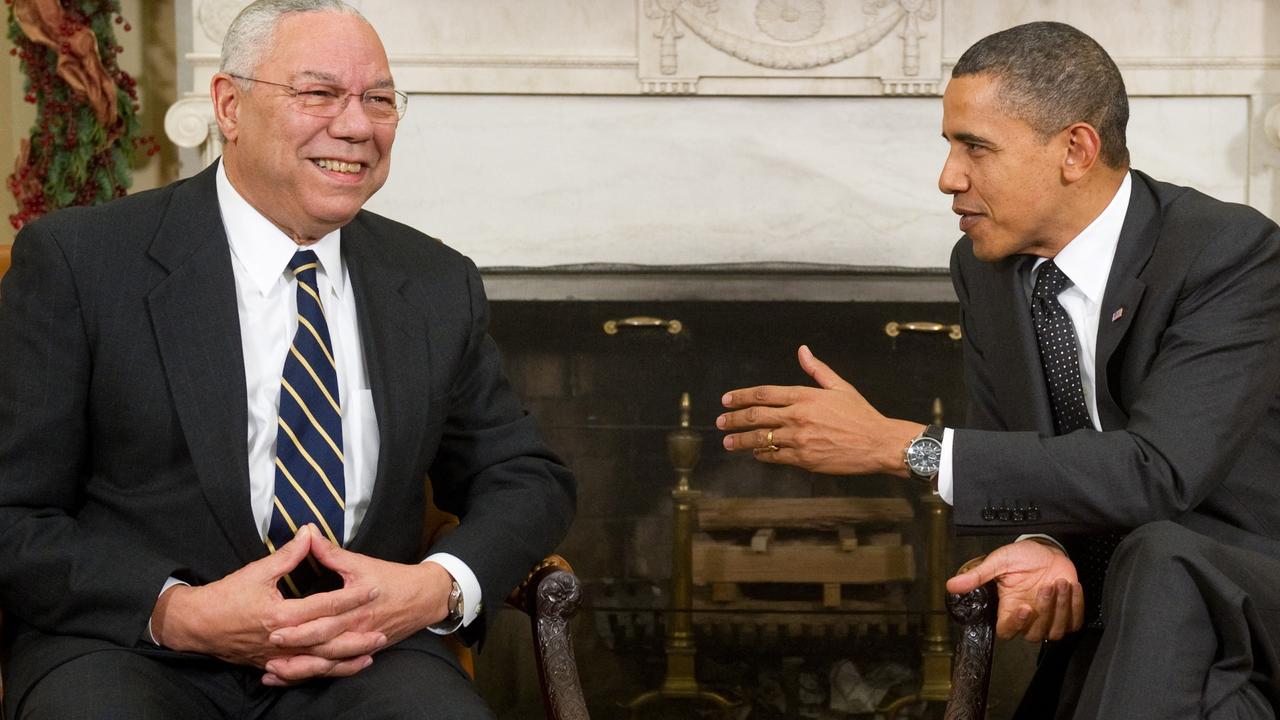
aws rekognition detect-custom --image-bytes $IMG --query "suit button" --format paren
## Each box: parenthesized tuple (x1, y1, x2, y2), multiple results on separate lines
(982, 507, 995, 521)
(996, 505, 1011, 521)
(1012, 507, 1025, 521)
(1027, 505, 1040, 521)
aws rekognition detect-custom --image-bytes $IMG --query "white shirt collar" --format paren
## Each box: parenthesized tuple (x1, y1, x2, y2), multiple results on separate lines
(1034, 172, 1132, 304)
(216, 161, 345, 299)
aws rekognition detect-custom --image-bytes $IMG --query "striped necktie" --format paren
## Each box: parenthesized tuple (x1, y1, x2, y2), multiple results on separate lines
(267, 249, 346, 597)
(1031, 260, 1124, 628)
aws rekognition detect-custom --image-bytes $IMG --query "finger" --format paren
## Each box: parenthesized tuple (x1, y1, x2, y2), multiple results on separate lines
(716, 406, 781, 432)
(996, 603, 1033, 641)
(1024, 583, 1057, 643)
(1046, 579, 1072, 641)
(1070, 582, 1086, 633)
(751, 447, 797, 465)
(272, 584, 380, 629)
(945, 554, 1003, 594)
(307, 531, 356, 574)
(263, 653, 374, 684)
(261, 655, 374, 686)
(723, 428, 783, 452)
(276, 629, 388, 660)
(270, 601, 381, 648)
(797, 345, 853, 391)
(721, 386, 800, 410)
(258, 525, 317, 579)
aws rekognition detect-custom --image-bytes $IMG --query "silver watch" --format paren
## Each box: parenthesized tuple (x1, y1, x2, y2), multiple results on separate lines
(905, 424, 944, 489)
(428, 579, 464, 634)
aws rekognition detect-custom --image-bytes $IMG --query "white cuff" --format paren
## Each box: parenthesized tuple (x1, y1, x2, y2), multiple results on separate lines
(1016, 533, 1066, 552)
(936, 428, 955, 505)
(422, 553, 481, 631)
(148, 576, 191, 645)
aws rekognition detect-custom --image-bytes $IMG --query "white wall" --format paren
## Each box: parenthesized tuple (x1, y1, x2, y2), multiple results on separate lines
(171, 0, 1280, 269)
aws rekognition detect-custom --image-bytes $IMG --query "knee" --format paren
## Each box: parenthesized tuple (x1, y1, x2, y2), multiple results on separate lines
(1108, 520, 1203, 585)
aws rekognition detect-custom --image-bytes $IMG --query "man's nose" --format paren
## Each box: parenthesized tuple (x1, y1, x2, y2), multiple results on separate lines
(329, 95, 376, 139)
(938, 153, 968, 195)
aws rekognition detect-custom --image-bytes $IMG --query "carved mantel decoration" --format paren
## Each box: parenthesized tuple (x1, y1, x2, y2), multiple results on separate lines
(639, 0, 941, 95)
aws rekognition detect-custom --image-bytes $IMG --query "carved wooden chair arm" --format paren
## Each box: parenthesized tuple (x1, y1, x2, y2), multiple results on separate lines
(944, 580, 998, 720)
(504, 554, 589, 720)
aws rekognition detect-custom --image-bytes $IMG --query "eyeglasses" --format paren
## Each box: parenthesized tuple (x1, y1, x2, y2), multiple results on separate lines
(228, 74, 407, 124)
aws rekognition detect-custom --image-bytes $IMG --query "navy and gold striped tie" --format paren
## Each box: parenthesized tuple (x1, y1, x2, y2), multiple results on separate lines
(268, 249, 345, 596)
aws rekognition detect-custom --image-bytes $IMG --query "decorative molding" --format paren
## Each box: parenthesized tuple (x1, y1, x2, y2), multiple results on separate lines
(882, 78, 938, 95)
(385, 54, 639, 70)
(196, 0, 247, 46)
(754, 0, 826, 43)
(163, 96, 220, 167)
(642, 78, 699, 94)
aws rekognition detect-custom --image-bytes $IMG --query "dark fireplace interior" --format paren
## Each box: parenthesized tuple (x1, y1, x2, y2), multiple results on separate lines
(467, 280, 1032, 719)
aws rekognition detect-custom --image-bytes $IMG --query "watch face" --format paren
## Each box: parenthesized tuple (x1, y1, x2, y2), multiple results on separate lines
(907, 437, 942, 476)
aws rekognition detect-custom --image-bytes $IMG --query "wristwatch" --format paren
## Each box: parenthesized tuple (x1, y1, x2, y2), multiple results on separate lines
(428, 578, 464, 634)
(904, 424, 944, 490)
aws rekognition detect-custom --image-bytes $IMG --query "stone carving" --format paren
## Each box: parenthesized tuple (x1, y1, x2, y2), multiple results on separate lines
(197, 0, 247, 45)
(865, 0, 937, 76)
(754, 0, 826, 43)
(163, 96, 221, 168)
(646, 0, 907, 73)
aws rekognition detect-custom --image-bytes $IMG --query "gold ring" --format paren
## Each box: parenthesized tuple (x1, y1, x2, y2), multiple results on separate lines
(764, 429, 779, 452)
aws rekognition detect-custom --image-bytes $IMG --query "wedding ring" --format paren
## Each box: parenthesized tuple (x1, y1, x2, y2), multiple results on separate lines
(764, 429, 780, 452)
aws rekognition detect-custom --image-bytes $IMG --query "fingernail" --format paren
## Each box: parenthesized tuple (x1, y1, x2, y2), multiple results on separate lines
(721, 393, 732, 406)
(270, 633, 283, 644)
(1017, 607, 1030, 620)
(715, 415, 726, 429)
(723, 436, 734, 450)
(376, 634, 388, 648)
(1039, 587, 1052, 600)
(369, 587, 381, 600)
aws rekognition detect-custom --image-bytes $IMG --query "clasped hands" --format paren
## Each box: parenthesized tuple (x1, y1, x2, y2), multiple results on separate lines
(718, 345, 1085, 642)
(150, 524, 454, 686)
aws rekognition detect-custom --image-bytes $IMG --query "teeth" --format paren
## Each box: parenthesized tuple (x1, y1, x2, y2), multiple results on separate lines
(315, 159, 362, 174)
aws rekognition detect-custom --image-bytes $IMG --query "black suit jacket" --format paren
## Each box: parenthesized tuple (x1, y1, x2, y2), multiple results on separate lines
(949, 169, 1280, 555)
(0, 162, 575, 711)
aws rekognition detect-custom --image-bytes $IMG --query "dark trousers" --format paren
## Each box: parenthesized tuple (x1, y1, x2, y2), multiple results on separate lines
(16, 646, 494, 720)
(1015, 521, 1280, 720)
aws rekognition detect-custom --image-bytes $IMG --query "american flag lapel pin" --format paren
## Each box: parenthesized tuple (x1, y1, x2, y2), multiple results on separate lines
(1111, 307, 1125, 322)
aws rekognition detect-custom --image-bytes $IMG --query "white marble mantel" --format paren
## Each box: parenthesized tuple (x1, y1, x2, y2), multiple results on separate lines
(169, 1, 1280, 271)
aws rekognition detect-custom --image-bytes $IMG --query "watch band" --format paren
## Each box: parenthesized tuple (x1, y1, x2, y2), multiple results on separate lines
(427, 579, 464, 634)
(905, 424, 944, 488)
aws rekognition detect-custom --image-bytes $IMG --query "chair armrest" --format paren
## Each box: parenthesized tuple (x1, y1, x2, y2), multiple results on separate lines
(944, 581, 997, 720)
(506, 555, 589, 720)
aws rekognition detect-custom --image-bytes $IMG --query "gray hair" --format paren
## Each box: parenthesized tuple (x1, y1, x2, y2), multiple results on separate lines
(220, 0, 366, 78)
(953, 21, 1129, 169)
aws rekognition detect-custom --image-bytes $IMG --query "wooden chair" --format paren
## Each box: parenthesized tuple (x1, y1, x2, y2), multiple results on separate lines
(0, 242, 588, 719)
(943, 581, 999, 719)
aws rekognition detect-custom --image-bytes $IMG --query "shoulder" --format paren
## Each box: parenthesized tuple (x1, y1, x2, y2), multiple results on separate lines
(16, 176, 195, 259)
(1138, 170, 1279, 262)
(347, 209, 471, 272)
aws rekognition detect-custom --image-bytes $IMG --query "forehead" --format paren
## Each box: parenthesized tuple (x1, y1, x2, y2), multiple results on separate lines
(941, 74, 1036, 140)
(259, 12, 391, 82)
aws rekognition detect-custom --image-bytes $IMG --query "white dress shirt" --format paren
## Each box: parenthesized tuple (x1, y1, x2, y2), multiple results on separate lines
(150, 164, 480, 639)
(936, 172, 1132, 503)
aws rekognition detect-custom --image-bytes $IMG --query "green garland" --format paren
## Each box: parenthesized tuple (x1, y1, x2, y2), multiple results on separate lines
(5, 0, 155, 230)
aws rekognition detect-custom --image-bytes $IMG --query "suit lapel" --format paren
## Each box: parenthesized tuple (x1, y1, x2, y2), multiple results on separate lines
(341, 220, 432, 554)
(146, 164, 262, 564)
(1095, 172, 1157, 430)
(990, 255, 1056, 433)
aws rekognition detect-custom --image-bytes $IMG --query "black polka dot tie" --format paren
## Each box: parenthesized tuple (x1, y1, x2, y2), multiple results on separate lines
(1031, 260, 1124, 628)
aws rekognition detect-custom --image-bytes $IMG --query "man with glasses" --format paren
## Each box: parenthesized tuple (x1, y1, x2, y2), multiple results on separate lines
(0, 1, 574, 717)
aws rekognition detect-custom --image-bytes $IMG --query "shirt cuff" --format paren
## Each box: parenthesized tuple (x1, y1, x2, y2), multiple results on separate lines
(148, 576, 191, 645)
(1016, 533, 1066, 552)
(422, 552, 481, 631)
(937, 427, 955, 505)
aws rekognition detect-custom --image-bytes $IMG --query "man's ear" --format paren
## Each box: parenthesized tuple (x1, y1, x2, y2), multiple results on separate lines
(211, 74, 243, 143)
(1062, 122, 1102, 182)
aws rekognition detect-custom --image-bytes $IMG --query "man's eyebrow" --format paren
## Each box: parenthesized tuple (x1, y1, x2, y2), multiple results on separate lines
(944, 131, 994, 147)
(293, 70, 396, 90)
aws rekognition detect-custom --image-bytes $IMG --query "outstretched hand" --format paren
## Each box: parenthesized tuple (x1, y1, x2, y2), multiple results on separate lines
(718, 345, 922, 476)
(947, 538, 1085, 643)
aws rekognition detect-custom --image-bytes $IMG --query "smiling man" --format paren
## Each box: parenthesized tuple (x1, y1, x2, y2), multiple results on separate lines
(719, 22, 1280, 719)
(0, 1, 574, 718)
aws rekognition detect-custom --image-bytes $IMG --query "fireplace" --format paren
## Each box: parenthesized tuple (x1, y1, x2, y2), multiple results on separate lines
(466, 268, 1027, 719)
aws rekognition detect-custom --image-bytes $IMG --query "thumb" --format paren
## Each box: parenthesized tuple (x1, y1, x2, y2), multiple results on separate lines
(309, 529, 354, 573)
(946, 554, 1001, 595)
(261, 524, 316, 579)
(798, 345, 852, 391)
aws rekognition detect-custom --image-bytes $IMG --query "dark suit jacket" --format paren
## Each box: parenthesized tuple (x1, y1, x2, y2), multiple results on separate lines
(0, 162, 576, 712)
(949, 169, 1280, 555)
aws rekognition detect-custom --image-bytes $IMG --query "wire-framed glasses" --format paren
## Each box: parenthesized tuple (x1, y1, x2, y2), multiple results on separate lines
(229, 74, 407, 124)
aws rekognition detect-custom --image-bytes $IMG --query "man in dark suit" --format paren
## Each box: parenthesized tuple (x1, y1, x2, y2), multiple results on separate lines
(718, 22, 1280, 719)
(0, 1, 574, 717)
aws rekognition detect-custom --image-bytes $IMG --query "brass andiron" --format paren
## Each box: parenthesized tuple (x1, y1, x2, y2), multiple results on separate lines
(882, 397, 955, 719)
(626, 393, 735, 718)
